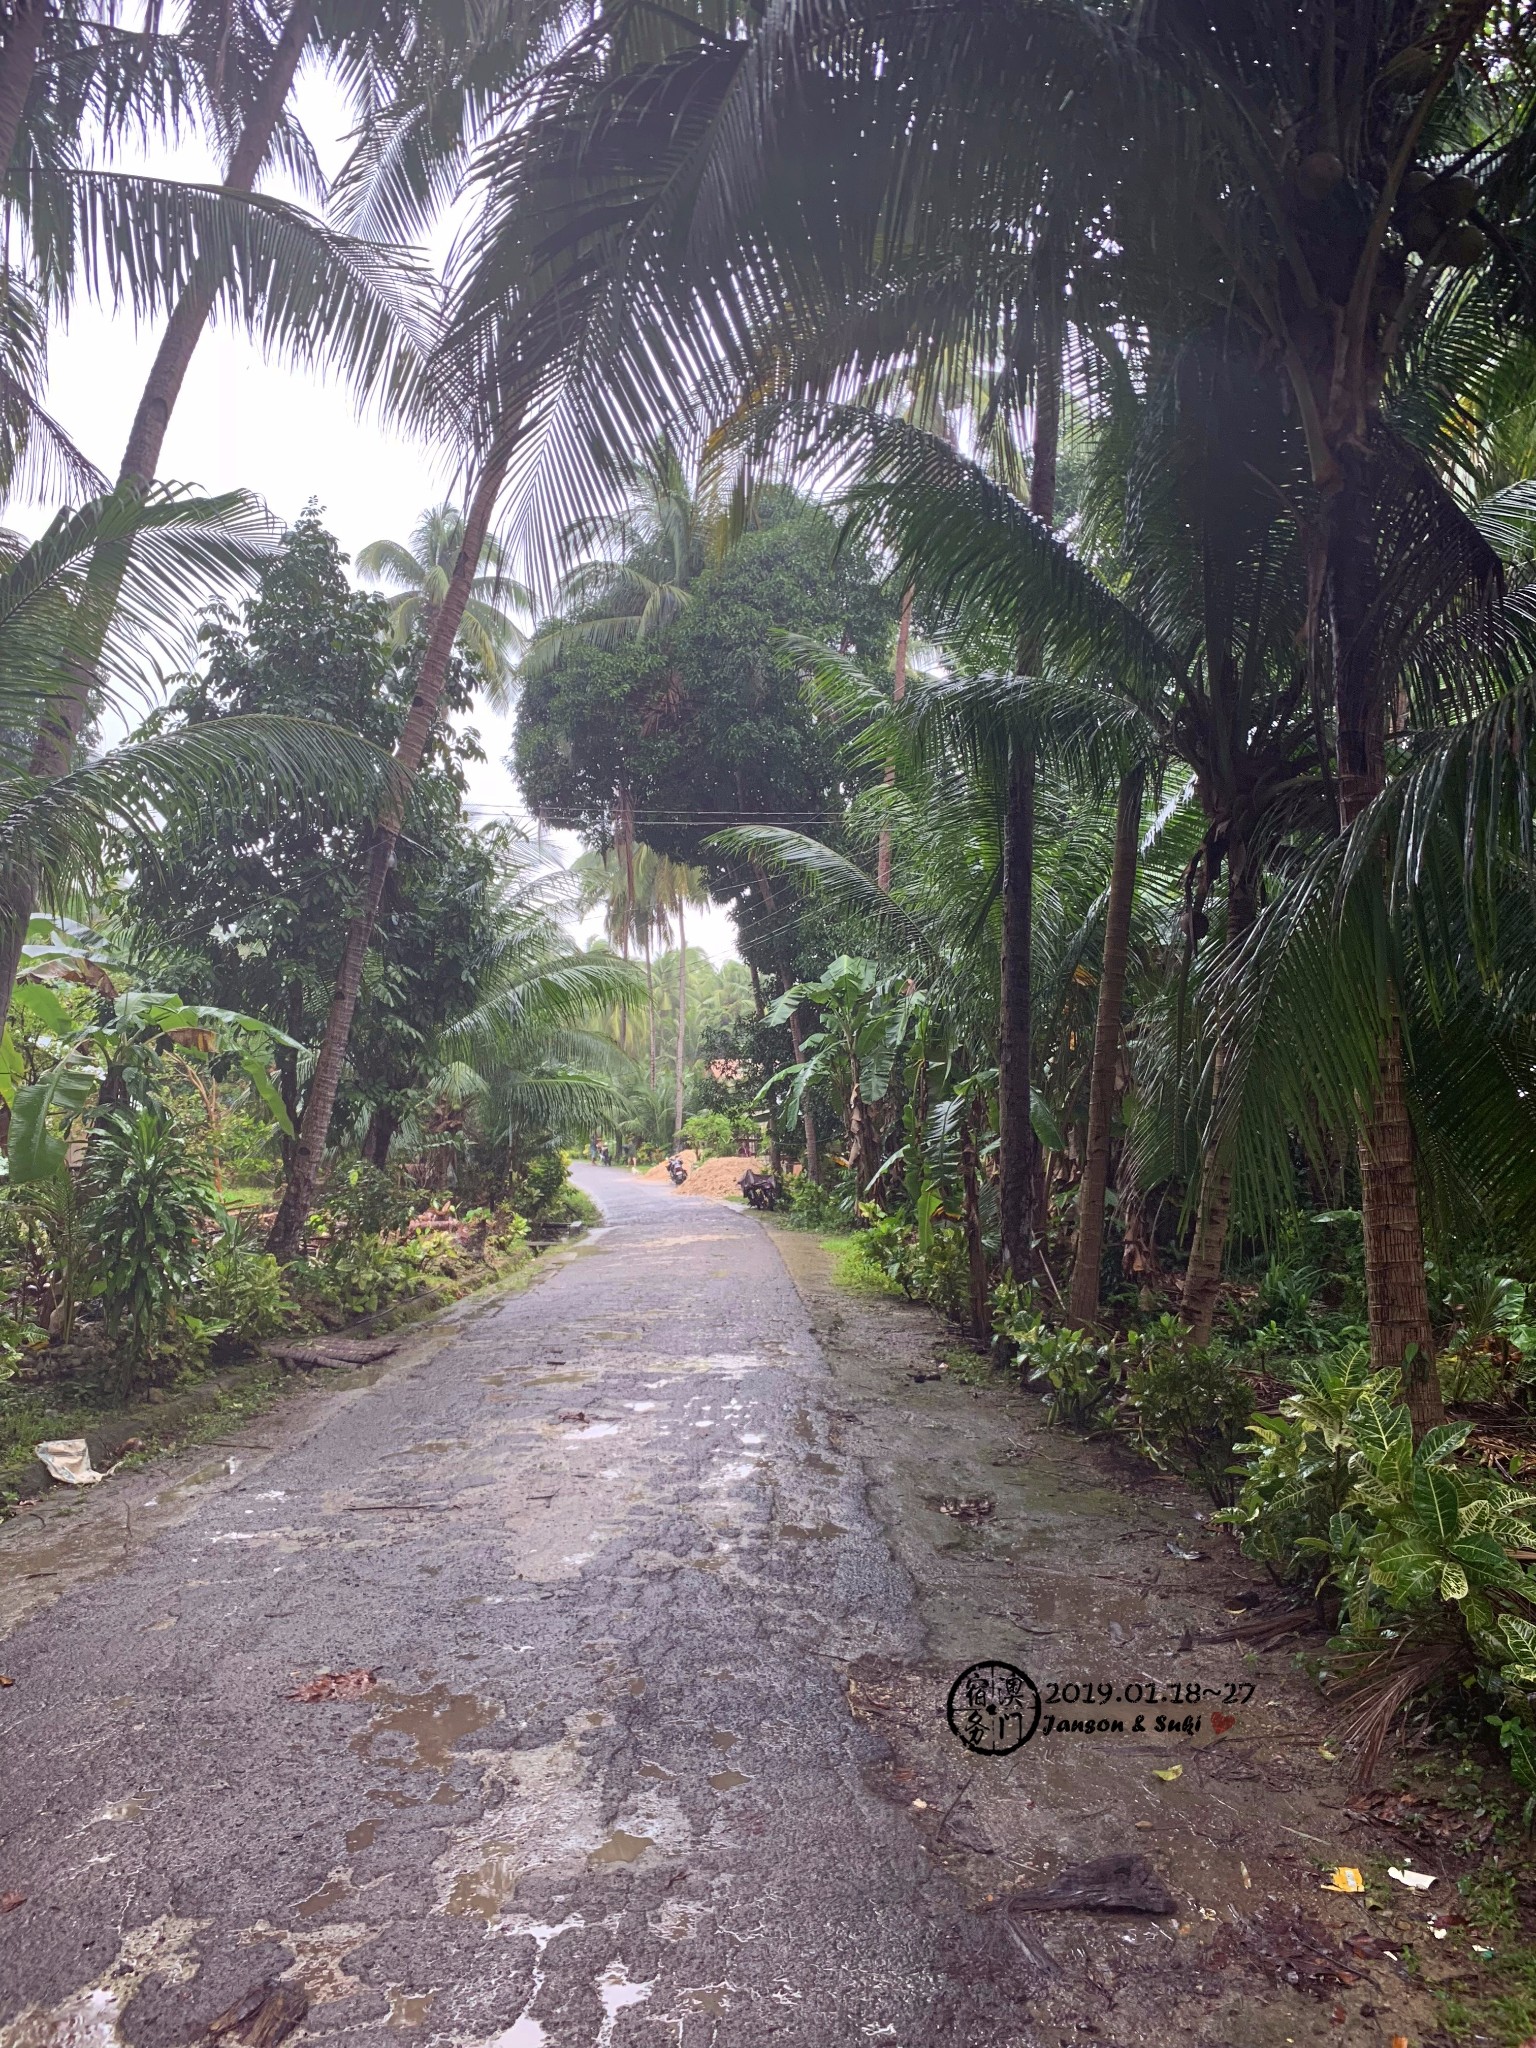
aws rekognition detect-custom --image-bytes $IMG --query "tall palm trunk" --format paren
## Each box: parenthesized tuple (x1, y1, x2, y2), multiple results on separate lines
(750, 856, 819, 1180)
(268, 448, 511, 1254)
(876, 588, 912, 893)
(616, 788, 637, 1053)
(673, 900, 687, 1144)
(1068, 766, 1142, 1327)
(999, 742, 1037, 1276)
(1327, 460, 1441, 1429)
(959, 1094, 990, 1342)
(1180, 846, 1258, 1344)
(999, 294, 1060, 1280)
(0, 0, 318, 1030)
(361, 1105, 399, 1168)
(644, 928, 657, 1089)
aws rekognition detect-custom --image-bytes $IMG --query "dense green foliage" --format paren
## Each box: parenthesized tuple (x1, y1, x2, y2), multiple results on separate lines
(128, 514, 502, 1157)
(516, 497, 893, 874)
(5, 0, 1536, 1828)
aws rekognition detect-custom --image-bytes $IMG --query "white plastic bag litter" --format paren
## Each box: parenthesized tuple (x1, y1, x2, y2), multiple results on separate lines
(34, 1439, 105, 1485)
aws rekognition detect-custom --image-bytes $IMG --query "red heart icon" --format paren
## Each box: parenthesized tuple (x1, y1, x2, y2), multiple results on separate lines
(1211, 1709, 1236, 1735)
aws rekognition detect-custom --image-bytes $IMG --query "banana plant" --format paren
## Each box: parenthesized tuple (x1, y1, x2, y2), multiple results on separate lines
(4, 971, 300, 1188)
(764, 957, 921, 1198)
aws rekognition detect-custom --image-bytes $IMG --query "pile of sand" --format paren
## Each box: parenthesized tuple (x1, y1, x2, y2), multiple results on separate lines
(677, 1154, 760, 1198)
(639, 1150, 762, 1198)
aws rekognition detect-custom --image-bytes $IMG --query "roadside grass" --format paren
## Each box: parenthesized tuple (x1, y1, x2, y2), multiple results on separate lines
(819, 1232, 903, 1297)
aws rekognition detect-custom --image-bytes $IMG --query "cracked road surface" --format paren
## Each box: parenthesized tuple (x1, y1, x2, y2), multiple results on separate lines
(0, 1168, 1026, 2048)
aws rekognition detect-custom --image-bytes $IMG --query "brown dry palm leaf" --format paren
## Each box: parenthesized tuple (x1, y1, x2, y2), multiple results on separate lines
(1327, 1630, 1467, 1783)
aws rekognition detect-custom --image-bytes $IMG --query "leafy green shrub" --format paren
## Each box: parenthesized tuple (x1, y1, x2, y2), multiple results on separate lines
(779, 1173, 851, 1232)
(487, 1207, 532, 1248)
(1323, 1401, 1536, 1791)
(318, 1161, 414, 1242)
(1250, 1258, 1332, 1347)
(0, 1310, 45, 1386)
(1028, 1325, 1127, 1428)
(992, 1289, 1125, 1429)
(682, 1111, 735, 1161)
(196, 1239, 294, 1349)
(1222, 1356, 1536, 1790)
(548, 1187, 599, 1230)
(849, 1214, 970, 1320)
(86, 1105, 218, 1390)
(1128, 1322, 1254, 1503)
(1217, 1347, 1377, 1582)
(507, 1148, 569, 1220)
(290, 1234, 423, 1321)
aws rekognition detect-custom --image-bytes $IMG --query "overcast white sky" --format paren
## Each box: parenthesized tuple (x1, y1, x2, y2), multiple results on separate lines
(23, 65, 742, 962)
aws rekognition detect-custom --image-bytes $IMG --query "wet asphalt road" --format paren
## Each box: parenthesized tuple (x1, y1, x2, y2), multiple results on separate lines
(0, 1168, 1024, 2048)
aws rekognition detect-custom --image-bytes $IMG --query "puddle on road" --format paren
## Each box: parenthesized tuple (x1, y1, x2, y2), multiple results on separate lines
(346, 1820, 376, 1852)
(780, 1521, 846, 1541)
(146, 1459, 235, 1506)
(708, 1770, 748, 1793)
(525, 1372, 588, 1387)
(88, 1799, 145, 1824)
(351, 1685, 500, 1772)
(803, 1453, 842, 1475)
(486, 2021, 545, 2048)
(478, 1917, 584, 2048)
(446, 1841, 519, 1918)
(792, 1411, 815, 1444)
(708, 1729, 738, 1752)
(387, 1990, 434, 2028)
(588, 1829, 653, 1866)
(296, 1874, 352, 1919)
(637, 1761, 673, 1782)
(684, 1987, 732, 2016)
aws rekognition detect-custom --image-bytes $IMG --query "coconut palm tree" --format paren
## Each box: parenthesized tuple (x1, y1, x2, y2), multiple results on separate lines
(357, 504, 530, 708)
(0, 0, 477, 1026)
(656, 858, 711, 1143)
(414, 848, 643, 1177)
(431, 0, 1536, 1426)
(520, 440, 712, 676)
(574, 840, 682, 1086)
(0, 485, 391, 1109)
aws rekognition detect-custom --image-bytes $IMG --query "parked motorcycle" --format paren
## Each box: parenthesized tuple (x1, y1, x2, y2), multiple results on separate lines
(666, 1154, 689, 1185)
(738, 1169, 781, 1211)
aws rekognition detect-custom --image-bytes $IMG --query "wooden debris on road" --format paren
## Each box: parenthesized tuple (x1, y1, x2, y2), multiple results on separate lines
(204, 1979, 309, 2048)
(267, 1337, 398, 1371)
